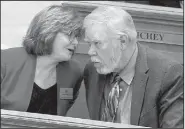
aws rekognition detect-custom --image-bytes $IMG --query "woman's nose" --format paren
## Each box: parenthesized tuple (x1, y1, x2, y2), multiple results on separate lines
(72, 38, 78, 46)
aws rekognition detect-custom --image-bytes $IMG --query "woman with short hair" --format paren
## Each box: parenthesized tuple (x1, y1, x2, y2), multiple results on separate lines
(1, 5, 83, 116)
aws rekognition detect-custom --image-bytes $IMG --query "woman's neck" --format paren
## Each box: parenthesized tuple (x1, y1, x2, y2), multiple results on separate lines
(35, 56, 58, 89)
(36, 55, 59, 72)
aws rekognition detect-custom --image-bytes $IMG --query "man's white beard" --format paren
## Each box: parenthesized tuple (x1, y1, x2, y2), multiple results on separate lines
(96, 50, 122, 75)
(96, 66, 114, 75)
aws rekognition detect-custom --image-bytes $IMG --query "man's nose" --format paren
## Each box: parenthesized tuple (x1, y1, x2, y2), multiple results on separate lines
(88, 44, 96, 56)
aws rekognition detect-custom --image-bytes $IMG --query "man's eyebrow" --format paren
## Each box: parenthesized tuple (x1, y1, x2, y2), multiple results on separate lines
(92, 40, 100, 42)
(84, 38, 91, 44)
(84, 36, 100, 43)
(84, 37, 92, 42)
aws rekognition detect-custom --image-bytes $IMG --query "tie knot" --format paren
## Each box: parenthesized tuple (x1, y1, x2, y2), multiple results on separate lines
(113, 74, 122, 84)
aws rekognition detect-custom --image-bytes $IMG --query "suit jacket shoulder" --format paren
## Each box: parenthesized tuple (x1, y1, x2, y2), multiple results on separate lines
(139, 44, 183, 97)
(138, 44, 183, 128)
(145, 46, 183, 94)
(146, 46, 182, 72)
(1, 47, 31, 65)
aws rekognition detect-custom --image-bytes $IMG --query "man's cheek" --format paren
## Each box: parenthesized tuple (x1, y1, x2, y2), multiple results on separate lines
(97, 50, 112, 67)
(97, 46, 113, 65)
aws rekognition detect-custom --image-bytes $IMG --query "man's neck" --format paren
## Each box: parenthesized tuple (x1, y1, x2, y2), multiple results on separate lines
(118, 43, 138, 85)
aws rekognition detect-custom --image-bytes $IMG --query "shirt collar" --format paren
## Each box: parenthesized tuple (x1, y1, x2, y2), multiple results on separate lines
(111, 44, 138, 85)
(120, 45, 138, 85)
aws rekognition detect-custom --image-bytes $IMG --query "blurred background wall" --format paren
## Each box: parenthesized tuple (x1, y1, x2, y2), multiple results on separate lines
(1, 1, 61, 48)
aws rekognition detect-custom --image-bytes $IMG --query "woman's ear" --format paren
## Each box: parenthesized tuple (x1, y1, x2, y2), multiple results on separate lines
(120, 34, 128, 50)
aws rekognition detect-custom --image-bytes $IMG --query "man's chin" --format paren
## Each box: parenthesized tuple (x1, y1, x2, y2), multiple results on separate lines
(96, 67, 113, 75)
(93, 62, 115, 74)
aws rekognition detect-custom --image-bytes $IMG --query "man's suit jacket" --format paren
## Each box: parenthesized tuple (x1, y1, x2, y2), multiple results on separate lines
(84, 43, 183, 128)
(1, 47, 83, 116)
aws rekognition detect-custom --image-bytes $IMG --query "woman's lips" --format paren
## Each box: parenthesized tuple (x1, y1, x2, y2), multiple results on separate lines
(67, 48, 75, 54)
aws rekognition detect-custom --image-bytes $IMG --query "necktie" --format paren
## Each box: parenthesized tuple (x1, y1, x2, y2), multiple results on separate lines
(101, 74, 122, 122)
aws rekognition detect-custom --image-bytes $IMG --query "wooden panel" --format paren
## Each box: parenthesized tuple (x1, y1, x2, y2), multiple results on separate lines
(136, 30, 183, 45)
(62, 1, 183, 65)
(1, 109, 148, 128)
(64, 1, 183, 17)
(61, 1, 183, 43)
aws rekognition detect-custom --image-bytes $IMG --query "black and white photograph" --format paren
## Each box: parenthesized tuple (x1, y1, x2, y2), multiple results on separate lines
(1, 1, 184, 128)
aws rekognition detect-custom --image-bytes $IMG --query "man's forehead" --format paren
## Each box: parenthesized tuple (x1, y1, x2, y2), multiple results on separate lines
(85, 24, 108, 41)
(87, 23, 106, 32)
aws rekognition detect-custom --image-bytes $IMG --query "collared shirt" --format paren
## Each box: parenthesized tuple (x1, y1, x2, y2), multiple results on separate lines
(101, 44, 138, 124)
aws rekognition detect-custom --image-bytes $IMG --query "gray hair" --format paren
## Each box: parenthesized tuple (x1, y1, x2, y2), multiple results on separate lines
(23, 5, 83, 56)
(83, 6, 137, 43)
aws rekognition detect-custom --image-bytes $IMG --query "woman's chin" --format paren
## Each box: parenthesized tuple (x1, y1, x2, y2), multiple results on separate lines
(51, 55, 71, 62)
(64, 55, 73, 61)
(62, 57, 72, 61)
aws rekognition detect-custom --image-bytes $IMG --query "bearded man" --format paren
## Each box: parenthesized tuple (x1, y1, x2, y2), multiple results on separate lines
(83, 6, 183, 128)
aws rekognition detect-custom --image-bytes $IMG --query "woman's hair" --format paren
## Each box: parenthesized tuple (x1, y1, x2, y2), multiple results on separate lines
(83, 6, 137, 43)
(23, 5, 83, 56)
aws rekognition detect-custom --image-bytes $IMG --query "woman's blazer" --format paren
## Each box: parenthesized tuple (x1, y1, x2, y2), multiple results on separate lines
(1, 47, 83, 116)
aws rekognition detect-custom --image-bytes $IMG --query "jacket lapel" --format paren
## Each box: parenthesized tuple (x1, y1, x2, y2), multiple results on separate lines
(56, 61, 75, 88)
(93, 73, 106, 120)
(131, 43, 149, 125)
(22, 53, 37, 111)
(56, 61, 75, 115)
(90, 70, 106, 120)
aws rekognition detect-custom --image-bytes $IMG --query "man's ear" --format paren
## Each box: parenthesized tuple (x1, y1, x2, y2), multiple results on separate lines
(120, 34, 128, 50)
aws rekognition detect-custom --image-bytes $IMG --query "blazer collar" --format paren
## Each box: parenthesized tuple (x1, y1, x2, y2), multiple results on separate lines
(130, 43, 149, 125)
(56, 61, 78, 115)
(56, 61, 75, 87)
(91, 71, 107, 120)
